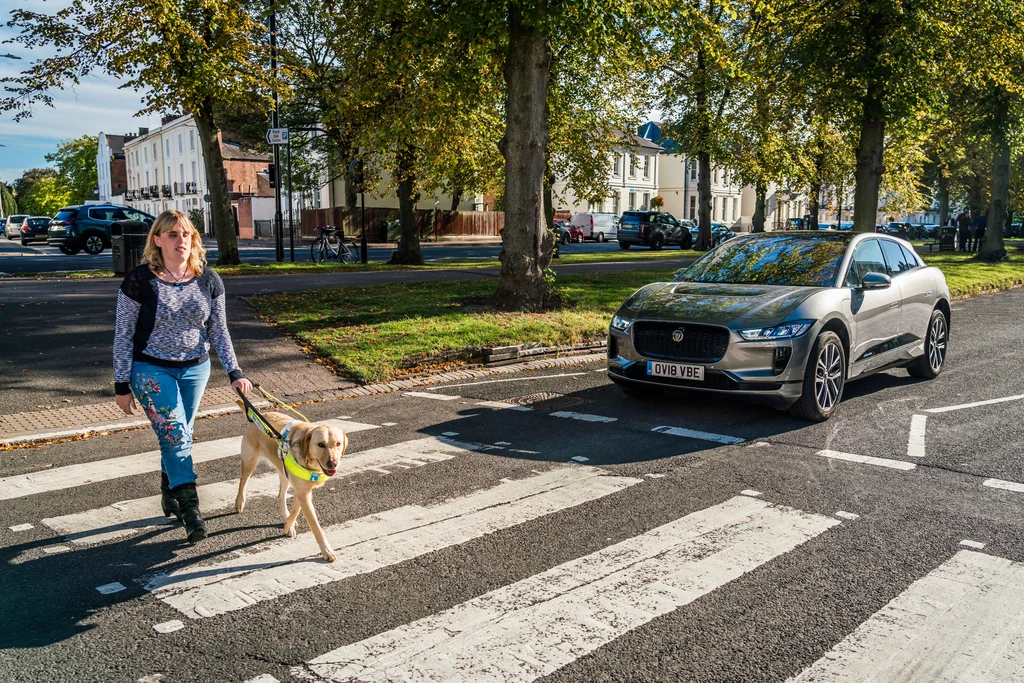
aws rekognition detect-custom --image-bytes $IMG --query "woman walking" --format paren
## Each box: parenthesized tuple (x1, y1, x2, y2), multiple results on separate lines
(113, 210, 252, 544)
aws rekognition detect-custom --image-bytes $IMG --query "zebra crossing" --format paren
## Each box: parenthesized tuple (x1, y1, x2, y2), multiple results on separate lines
(3, 404, 1023, 683)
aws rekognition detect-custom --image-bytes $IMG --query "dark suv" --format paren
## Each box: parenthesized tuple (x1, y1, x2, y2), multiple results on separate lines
(617, 211, 693, 250)
(47, 204, 155, 255)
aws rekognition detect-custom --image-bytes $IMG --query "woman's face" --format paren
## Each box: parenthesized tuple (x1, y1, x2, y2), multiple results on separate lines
(154, 222, 192, 264)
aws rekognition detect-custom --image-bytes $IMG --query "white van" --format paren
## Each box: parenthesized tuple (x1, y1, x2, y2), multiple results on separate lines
(571, 213, 618, 242)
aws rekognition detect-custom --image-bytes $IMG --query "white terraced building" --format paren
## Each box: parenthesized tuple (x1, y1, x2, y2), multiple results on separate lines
(123, 115, 207, 219)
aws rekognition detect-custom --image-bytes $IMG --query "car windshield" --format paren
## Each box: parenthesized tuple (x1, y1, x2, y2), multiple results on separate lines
(676, 234, 851, 287)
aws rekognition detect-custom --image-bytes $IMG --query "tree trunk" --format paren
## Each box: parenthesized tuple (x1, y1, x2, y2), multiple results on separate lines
(492, 0, 557, 311)
(193, 98, 239, 265)
(852, 84, 885, 234)
(808, 180, 821, 230)
(697, 152, 712, 250)
(388, 146, 424, 265)
(751, 181, 766, 233)
(937, 172, 949, 226)
(979, 86, 1009, 262)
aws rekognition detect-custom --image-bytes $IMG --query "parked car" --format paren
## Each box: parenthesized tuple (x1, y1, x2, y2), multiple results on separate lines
(18, 216, 53, 245)
(689, 223, 737, 247)
(4, 214, 30, 240)
(553, 219, 584, 244)
(47, 204, 155, 255)
(836, 222, 854, 231)
(921, 224, 940, 238)
(607, 231, 951, 421)
(882, 222, 912, 238)
(571, 212, 618, 242)
(618, 211, 693, 250)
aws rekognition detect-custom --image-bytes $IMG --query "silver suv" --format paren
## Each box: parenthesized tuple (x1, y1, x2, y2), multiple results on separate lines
(607, 232, 951, 421)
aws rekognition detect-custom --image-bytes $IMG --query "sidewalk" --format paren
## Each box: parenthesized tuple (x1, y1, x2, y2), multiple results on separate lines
(218, 235, 503, 249)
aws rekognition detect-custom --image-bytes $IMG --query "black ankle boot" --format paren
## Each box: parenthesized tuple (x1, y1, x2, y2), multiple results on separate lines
(160, 472, 182, 522)
(171, 483, 207, 544)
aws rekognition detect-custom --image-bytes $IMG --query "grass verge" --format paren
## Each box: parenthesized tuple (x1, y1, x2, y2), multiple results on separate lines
(254, 250, 1023, 384)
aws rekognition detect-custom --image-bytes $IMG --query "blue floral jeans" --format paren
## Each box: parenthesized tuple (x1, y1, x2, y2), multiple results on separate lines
(131, 360, 211, 489)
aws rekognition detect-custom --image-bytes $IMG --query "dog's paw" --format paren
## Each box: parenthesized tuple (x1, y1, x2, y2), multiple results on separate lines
(234, 497, 245, 514)
(320, 546, 338, 562)
(283, 523, 297, 538)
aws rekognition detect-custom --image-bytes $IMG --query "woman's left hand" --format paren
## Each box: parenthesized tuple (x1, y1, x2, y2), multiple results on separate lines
(232, 377, 253, 395)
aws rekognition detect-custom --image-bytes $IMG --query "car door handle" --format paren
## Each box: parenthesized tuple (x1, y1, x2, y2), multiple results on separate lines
(889, 302, 901, 308)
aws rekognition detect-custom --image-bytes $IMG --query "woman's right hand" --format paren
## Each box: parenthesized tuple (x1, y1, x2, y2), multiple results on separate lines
(116, 393, 137, 416)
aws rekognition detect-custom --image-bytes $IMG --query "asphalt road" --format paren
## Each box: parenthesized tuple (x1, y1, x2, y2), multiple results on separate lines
(0, 236, 631, 275)
(1, 289, 1022, 682)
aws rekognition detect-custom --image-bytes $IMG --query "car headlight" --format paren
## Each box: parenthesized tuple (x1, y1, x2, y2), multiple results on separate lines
(610, 314, 632, 332)
(739, 320, 814, 341)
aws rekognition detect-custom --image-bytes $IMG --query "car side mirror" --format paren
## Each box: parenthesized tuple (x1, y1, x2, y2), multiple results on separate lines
(858, 272, 891, 290)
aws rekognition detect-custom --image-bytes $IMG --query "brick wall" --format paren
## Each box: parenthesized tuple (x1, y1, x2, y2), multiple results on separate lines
(235, 198, 254, 239)
(224, 160, 271, 197)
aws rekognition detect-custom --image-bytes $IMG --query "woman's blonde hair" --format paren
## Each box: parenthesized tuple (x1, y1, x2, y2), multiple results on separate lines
(143, 210, 207, 276)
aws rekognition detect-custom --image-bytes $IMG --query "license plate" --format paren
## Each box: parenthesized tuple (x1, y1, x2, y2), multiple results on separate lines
(647, 361, 704, 381)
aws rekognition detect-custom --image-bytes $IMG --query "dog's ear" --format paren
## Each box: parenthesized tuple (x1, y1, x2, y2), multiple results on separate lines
(341, 430, 349, 456)
(297, 427, 314, 459)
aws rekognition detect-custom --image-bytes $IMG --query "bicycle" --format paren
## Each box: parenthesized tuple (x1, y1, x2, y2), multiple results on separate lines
(311, 226, 360, 264)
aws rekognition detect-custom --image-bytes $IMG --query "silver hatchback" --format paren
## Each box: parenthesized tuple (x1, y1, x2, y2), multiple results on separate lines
(607, 232, 951, 421)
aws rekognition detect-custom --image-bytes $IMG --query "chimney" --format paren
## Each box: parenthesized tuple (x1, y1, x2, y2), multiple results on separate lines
(138, 127, 149, 136)
(161, 114, 180, 125)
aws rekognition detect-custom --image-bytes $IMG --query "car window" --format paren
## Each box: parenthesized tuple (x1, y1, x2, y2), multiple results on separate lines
(899, 243, 920, 269)
(54, 209, 79, 221)
(123, 209, 150, 222)
(676, 234, 850, 287)
(844, 239, 887, 288)
(879, 239, 913, 276)
(620, 214, 641, 226)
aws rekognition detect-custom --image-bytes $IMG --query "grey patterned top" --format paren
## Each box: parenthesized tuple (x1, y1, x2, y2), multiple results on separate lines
(113, 265, 244, 395)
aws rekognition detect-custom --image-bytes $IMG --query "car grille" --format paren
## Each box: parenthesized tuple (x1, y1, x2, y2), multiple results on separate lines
(632, 321, 729, 363)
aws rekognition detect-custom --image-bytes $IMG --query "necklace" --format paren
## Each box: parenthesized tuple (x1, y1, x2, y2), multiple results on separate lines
(164, 267, 191, 288)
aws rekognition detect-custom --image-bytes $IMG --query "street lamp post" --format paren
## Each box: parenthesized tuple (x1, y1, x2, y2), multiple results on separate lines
(287, 134, 294, 262)
(270, 0, 283, 262)
(348, 158, 367, 264)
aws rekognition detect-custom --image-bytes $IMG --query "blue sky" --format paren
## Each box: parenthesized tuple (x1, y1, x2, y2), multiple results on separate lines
(1, 0, 155, 184)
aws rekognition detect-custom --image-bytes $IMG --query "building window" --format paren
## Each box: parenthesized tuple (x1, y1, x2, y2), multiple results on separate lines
(143, 147, 148, 163)
(732, 198, 738, 222)
(628, 192, 636, 210)
(689, 160, 697, 181)
(179, 163, 185, 186)
(191, 161, 197, 183)
(613, 194, 620, 215)
(190, 130, 195, 151)
(643, 156, 650, 179)
(642, 192, 650, 210)
(153, 143, 158, 160)
(611, 153, 620, 177)
(713, 168, 719, 184)
(689, 195, 696, 219)
(712, 197, 717, 220)
(145, 171, 150, 186)
(628, 155, 637, 178)
(166, 166, 171, 186)
(165, 139, 170, 157)
(178, 135, 183, 154)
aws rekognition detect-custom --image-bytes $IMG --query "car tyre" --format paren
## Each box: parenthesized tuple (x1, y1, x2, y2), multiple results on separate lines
(789, 331, 845, 422)
(907, 309, 947, 379)
(596, 232, 606, 243)
(650, 234, 664, 250)
(560, 233, 570, 245)
(21, 239, 29, 246)
(576, 234, 584, 243)
(83, 234, 105, 255)
(59, 244, 81, 255)
(619, 241, 630, 250)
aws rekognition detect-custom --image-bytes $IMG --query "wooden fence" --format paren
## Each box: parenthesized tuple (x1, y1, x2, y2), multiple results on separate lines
(300, 208, 504, 239)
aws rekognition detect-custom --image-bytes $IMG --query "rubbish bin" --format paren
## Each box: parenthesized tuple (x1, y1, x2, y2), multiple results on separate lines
(939, 226, 956, 251)
(111, 220, 150, 275)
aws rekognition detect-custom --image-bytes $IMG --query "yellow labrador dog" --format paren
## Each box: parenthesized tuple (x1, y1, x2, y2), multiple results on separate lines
(235, 405, 348, 561)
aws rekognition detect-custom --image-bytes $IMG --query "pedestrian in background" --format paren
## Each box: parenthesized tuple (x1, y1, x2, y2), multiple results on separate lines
(956, 210, 971, 252)
(113, 210, 252, 544)
(973, 210, 988, 252)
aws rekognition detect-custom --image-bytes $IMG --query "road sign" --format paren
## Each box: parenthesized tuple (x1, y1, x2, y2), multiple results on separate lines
(266, 127, 290, 146)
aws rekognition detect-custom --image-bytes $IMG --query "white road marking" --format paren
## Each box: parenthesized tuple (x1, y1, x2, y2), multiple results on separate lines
(652, 425, 744, 445)
(818, 450, 916, 471)
(8, 523, 33, 532)
(298, 495, 839, 682)
(983, 478, 1024, 493)
(907, 414, 927, 458)
(403, 392, 459, 401)
(381, 422, 398, 426)
(243, 676, 280, 683)
(550, 411, 617, 423)
(741, 490, 762, 497)
(645, 473, 666, 479)
(960, 540, 986, 550)
(434, 372, 588, 388)
(42, 437, 473, 546)
(152, 620, 185, 634)
(43, 545, 70, 554)
(96, 582, 126, 595)
(571, 456, 590, 462)
(925, 393, 1024, 414)
(0, 419, 378, 501)
(441, 432, 459, 436)
(144, 467, 642, 620)
(475, 400, 534, 412)
(789, 550, 1024, 682)
(835, 511, 860, 521)
(495, 441, 512, 446)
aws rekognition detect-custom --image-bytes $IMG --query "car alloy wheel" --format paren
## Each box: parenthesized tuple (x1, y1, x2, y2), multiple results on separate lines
(84, 235, 104, 255)
(814, 341, 843, 412)
(928, 314, 947, 373)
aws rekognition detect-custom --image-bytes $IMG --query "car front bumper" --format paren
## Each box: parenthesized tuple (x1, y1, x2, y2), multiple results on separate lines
(607, 323, 818, 406)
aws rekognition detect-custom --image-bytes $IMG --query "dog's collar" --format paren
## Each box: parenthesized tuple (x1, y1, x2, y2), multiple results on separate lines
(284, 451, 331, 483)
(278, 420, 331, 483)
